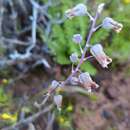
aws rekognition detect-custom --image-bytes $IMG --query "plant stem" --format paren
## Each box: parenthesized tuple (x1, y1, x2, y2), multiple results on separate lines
(75, 12, 99, 71)
(64, 11, 99, 84)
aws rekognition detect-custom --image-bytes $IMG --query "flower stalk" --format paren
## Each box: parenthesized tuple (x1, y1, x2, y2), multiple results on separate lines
(37, 2, 123, 110)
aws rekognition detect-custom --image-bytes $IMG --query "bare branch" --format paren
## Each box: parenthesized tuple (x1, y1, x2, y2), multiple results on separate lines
(2, 105, 53, 130)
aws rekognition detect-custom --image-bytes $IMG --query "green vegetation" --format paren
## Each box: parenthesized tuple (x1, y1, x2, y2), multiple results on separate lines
(39, 0, 130, 75)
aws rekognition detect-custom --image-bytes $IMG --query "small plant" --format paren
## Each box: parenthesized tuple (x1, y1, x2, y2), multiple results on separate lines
(3, 1, 124, 129)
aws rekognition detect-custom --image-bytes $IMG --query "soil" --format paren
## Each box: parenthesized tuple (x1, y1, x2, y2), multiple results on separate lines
(73, 65, 130, 130)
(2, 64, 129, 130)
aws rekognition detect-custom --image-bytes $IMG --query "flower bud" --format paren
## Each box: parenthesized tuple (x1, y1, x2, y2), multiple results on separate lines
(90, 44, 112, 68)
(72, 34, 82, 44)
(54, 95, 63, 110)
(65, 3, 87, 19)
(70, 53, 78, 63)
(69, 77, 79, 85)
(51, 80, 59, 88)
(79, 72, 99, 91)
(102, 17, 123, 33)
(97, 3, 105, 13)
(79, 72, 92, 84)
(48, 80, 59, 94)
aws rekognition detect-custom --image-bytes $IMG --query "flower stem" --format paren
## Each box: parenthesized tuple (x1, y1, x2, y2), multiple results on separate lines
(79, 44, 83, 54)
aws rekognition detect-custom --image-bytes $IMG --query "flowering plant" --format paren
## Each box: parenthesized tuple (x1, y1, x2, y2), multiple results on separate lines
(43, 3, 123, 110)
(2, 2, 124, 129)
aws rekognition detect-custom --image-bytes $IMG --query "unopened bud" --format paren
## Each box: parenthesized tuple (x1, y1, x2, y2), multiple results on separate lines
(54, 95, 63, 110)
(72, 34, 82, 44)
(70, 53, 79, 63)
(48, 80, 60, 94)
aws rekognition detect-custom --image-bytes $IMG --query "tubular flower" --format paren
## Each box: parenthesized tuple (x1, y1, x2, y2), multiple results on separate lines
(79, 72, 99, 91)
(90, 44, 112, 68)
(65, 3, 87, 19)
(102, 17, 123, 33)
(53, 95, 63, 110)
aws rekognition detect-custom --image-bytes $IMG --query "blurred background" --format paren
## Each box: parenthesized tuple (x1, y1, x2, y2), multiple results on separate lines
(0, 0, 130, 130)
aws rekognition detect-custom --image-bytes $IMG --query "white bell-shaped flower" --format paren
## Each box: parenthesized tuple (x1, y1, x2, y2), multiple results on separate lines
(54, 95, 63, 110)
(79, 72, 99, 90)
(90, 44, 112, 68)
(102, 17, 123, 33)
(65, 3, 87, 19)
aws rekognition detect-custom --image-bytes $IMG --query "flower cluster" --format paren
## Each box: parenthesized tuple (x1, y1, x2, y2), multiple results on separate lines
(68, 72, 99, 93)
(48, 3, 123, 110)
